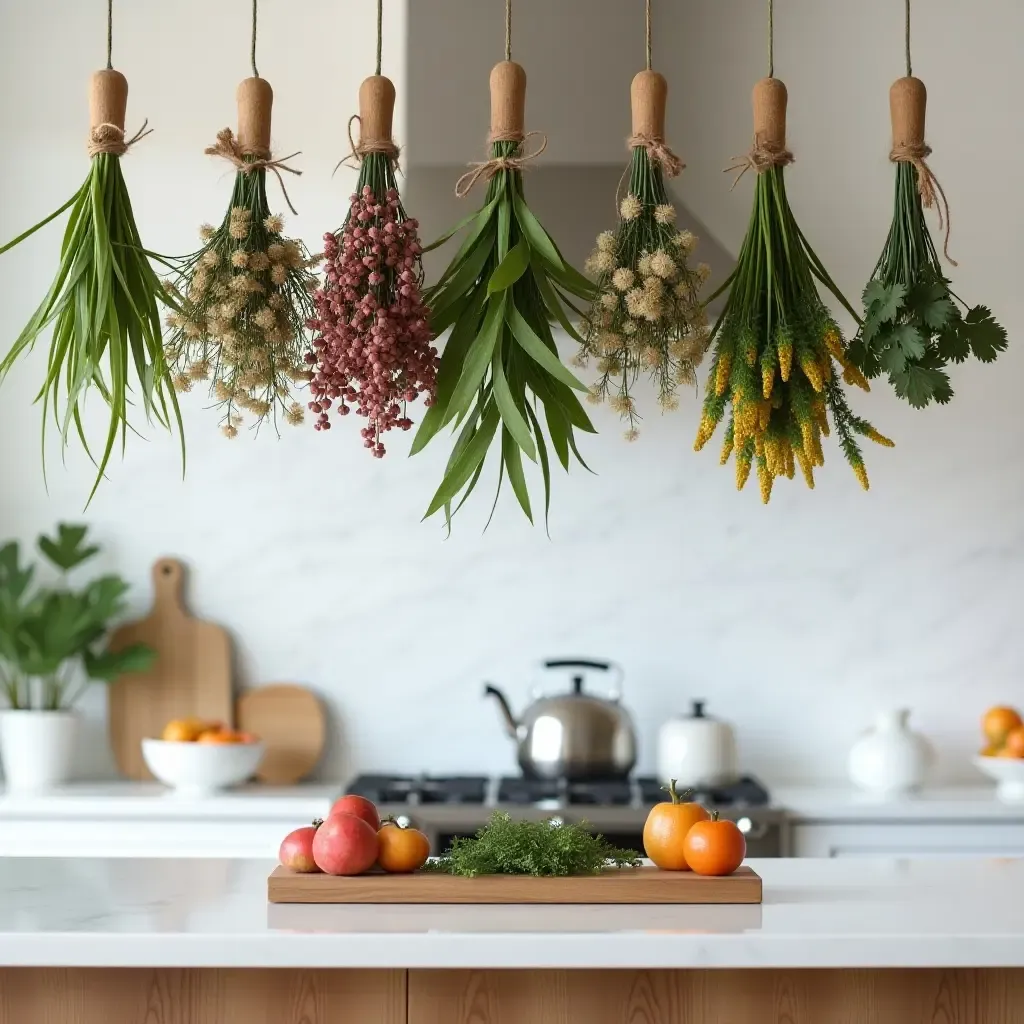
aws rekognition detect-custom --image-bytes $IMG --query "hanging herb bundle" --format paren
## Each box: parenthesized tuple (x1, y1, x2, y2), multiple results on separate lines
(412, 2, 597, 528)
(165, 7, 318, 438)
(577, 10, 710, 439)
(695, 68, 893, 502)
(846, 6, 1006, 408)
(307, 5, 437, 457)
(0, 4, 182, 503)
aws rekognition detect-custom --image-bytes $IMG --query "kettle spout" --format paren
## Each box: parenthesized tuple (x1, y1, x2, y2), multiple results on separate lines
(483, 684, 520, 741)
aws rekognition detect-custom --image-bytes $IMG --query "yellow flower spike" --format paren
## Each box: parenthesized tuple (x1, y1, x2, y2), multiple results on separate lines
(820, 354, 833, 382)
(764, 436, 781, 476)
(867, 427, 895, 448)
(842, 364, 872, 391)
(795, 450, 815, 489)
(812, 400, 830, 437)
(736, 453, 753, 491)
(800, 420, 814, 455)
(745, 342, 757, 367)
(810, 429, 825, 467)
(778, 341, 793, 381)
(758, 460, 773, 504)
(754, 434, 765, 459)
(758, 401, 771, 432)
(784, 443, 795, 480)
(824, 328, 843, 361)
(762, 364, 775, 400)
(852, 462, 870, 491)
(715, 353, 732, 396)
(693, 414, 717, 452)
(720, 432, 734, 465)
(799, 354, 824, 392)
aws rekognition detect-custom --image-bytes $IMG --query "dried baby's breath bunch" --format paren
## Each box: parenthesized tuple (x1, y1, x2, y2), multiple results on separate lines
(577, 71, 709, 440)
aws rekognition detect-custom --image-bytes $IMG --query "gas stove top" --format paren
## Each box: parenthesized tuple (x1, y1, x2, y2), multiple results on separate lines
(344, 773, 770, 810)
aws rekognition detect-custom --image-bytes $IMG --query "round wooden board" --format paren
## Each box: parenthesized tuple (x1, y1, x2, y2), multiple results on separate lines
(237, 684, 325, 785)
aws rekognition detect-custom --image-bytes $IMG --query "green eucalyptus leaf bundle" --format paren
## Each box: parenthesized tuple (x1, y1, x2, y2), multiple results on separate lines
(0, 70, 183, 503)
(847, 77, 1007, 408)
(0, 524, 153, 711)
(696, 78, 893, 503)
(413, 61, 597, 529)
(578, 70, 710, 438)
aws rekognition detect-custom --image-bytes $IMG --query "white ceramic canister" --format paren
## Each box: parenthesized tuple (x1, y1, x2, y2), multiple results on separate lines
(847, 708, 933, 796)
(656, 700, 738, 788)
(0, 709, 78, 793)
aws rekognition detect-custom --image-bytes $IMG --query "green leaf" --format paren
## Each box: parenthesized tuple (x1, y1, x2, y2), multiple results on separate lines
(502, 428, 533, 523)
(862, 279, 905, 322)
(937, 315, 971, 364)
(491, 350, 536, 461)
(890, 323, 926, 361)
(524, 402, 553, 534)
(85, 643, 155, 681)
(892, 363, 951, 409)
(507, 305, 588, 393)
(487, 238, 530, 296)
(443, 296, 506, 427)
(37, 524, 99, 572)
(879, 345, 907, 374)
(513, 194, 564, 271)
(907, 280, 955, 331)
(535, 265, 585, 344)
(424, 195, 499, 258)
(424, 403, 500, 519)
(962, 306, 1008, 363)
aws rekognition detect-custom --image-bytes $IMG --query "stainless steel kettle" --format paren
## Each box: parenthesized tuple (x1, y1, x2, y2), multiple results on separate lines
(484, 659, 637, 780)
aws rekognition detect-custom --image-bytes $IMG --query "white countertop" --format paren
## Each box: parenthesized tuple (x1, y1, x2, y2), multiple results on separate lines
(774, 785, 1024, 821)
(1, 856, 1023, 970)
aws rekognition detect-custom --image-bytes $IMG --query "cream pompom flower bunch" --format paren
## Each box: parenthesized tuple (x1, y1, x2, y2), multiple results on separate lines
(577, 155, 710, 440)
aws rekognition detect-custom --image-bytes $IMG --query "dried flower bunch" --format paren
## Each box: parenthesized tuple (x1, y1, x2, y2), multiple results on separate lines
(307, 75, 437, 457)
(0, 66, 182, 502)
(413, 60, 597, 528)
(578, 71, 709, 439)
(847, 73, 1005, 408)
(696, 78, 893, 502)
(166, 121, 318, 438)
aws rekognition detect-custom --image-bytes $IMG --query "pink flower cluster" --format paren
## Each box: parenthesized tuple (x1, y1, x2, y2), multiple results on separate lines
(307, 185, 437, 457)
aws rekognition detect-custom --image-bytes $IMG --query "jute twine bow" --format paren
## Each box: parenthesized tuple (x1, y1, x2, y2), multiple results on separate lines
(454, 130, 548, 198)
(725, 136, 794, 188)
(628, 133, 685, 178)
(204, 127, 302, 216)
(87, 121, 152, 157)
(339, 114, 401, 173)
(890, 141, 955, 265)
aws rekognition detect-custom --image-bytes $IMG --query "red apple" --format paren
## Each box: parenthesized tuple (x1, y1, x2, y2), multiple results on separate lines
(312, 813, 379, 876)
(279, 820, 323, 873)
(328, 794, 381, 832)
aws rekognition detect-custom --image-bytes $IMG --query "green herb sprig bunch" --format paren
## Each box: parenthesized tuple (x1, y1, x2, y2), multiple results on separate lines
(695, 77, 893, 502)
(578, 71, 709, 439)
(0, 69, 182, 503)
(426, 812, 640, 877)
(847, 76, 1006, 408)
(165, 101, 319, 439)
(0, 525, 153, 711)
(413, 60, 597, 528)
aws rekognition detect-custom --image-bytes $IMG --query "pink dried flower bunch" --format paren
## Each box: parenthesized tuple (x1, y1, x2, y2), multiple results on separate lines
(307, 186, 438, 457)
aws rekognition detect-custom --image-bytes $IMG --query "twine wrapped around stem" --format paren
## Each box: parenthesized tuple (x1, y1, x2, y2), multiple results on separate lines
(889, 141, 954, 266)
(627, 133, 684, 177)
(725, 138, 793, 188)
(87, 121, 152, 157)
(345, 114, 401, 165)
(453, 130, 547, 198)
(204, 127, 302, 215)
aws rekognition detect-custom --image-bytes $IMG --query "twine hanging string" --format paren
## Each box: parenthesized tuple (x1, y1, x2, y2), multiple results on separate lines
(645, 0, 652, 70)
(376, 0, 383, 75)
(768, 0, 774, 77)
(905, 0, 912, 76)
(250, 0, 260, 77)
(505, 0, 512, 61)
(88, 121, 152, 158)
(725, 140, 792, 189)
(106, 0, 113, 69)
(454, 130, 547, 198)
(205, 128, 302, 216)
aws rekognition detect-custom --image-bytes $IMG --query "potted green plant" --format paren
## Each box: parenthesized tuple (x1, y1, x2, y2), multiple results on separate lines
(0, 525, 153, 793)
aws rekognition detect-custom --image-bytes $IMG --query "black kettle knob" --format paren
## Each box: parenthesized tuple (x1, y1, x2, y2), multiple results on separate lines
(691, 700, 706, 718)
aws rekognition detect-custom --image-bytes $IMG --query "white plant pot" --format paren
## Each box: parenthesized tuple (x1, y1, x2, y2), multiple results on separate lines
(847, 708, 933, 797)
(0, 710, 78, 794)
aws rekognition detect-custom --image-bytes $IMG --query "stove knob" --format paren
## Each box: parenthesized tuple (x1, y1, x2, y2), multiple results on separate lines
(736, 816, 752, 834)
(394, 814, 413, 830)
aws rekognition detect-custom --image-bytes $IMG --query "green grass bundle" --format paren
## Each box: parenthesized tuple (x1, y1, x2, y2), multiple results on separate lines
(578, 70, 710, 438)
(847, 77, 1006, 408)
(0, 70, 182, 502)
(695, 78, 893, 503)
(413, 61, 597, 528)
(164, 79, 319, 438)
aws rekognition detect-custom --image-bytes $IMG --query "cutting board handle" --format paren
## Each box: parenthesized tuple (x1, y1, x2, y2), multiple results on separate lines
(151, 558, 186, 616)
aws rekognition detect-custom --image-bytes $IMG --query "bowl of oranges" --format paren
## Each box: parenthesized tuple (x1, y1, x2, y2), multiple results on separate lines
(142, 719, 264, 797)
(974, 706, 1024, 802)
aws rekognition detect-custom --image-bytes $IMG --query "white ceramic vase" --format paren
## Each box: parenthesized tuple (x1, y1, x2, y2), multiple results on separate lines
(0, 710, 78, 793)
(847, 708, 933, 796)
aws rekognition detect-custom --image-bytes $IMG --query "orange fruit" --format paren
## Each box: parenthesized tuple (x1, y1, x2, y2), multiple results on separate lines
(682, 812, 747, 876)
(982, 706, 1022, 745)
(642, 780, 711, 871)
(1003, 728, 1024, 758)
(196, 729, 239, 744)
(162, 718, 207, 742)
(980, 743, 1002, 757)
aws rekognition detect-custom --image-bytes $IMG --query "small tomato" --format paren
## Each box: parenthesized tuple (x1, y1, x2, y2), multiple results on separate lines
(642, 779, 710, 871)
(682, 811, 746, 876)
(377, 820, 430, 873)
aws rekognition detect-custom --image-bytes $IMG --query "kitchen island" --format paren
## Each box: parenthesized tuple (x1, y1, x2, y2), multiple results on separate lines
(1, 857, 1022, 1023)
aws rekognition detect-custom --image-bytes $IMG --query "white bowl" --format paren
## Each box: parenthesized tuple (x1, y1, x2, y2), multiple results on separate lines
(973, 755, 1024, 802)
(142, 738, 265, 797)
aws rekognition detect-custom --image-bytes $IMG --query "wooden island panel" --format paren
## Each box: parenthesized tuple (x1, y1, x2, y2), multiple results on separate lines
(407, 968, 1024, 1024)
(0, 968, 406, 1024)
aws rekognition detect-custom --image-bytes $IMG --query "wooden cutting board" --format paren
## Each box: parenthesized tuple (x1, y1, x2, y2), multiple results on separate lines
(236, 684, 325, 784)
(267, 865, 762, 905)
(107, 558, 233, 780)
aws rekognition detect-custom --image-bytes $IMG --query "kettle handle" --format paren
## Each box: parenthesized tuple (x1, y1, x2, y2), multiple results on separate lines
(541, 659, 625, 701)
